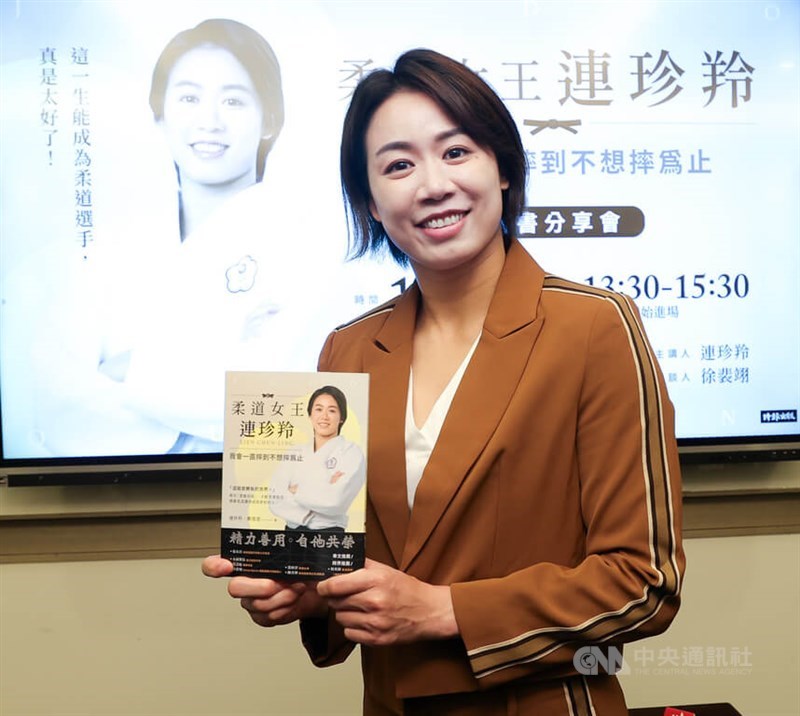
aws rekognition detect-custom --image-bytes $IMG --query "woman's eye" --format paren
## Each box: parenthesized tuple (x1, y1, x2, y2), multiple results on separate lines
(178, 94, 199, 104)
(445, 147, 468, 160)
(386, 160, 411, 174)
(223, 96, 246, 107)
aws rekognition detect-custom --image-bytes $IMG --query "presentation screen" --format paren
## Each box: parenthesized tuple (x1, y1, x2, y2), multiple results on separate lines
(1, 0, 798, 481)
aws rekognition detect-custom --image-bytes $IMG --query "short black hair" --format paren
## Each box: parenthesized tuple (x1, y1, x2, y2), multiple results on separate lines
(307, 386, 348, 434)
(340, 48, 527, 265)
(149, 18, 284, 181)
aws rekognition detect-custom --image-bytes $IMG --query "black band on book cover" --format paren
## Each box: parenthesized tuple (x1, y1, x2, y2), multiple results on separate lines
(222, 527, 366, 579)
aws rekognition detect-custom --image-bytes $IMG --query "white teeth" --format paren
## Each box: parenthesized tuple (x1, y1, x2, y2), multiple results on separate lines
(424, 213, 463, 229)
(192, 142, 226, 153)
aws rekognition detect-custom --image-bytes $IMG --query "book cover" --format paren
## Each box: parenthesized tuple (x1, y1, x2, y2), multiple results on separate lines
(221, 371, 368, 579)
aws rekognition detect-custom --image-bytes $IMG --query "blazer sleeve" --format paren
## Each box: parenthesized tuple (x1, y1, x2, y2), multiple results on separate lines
(299, 612, 356, 669)
(450, 294, 685, 688)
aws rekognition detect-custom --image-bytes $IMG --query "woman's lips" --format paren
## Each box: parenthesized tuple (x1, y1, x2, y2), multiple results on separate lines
(190, 141, 228, 159)
(418, 211, 468, 240)
(419, 211, 466, 229)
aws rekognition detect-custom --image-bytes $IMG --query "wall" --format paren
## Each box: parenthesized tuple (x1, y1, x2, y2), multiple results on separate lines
(619, 533, 799, 715)
(0, 557, 363, 716)
(1, 462, 798, 716)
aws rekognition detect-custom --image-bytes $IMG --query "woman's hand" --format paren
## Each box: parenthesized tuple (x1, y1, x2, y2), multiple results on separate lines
(201, 554, 235, 578)
(201, 555, 328, 627)
(317, 558, 458, 646)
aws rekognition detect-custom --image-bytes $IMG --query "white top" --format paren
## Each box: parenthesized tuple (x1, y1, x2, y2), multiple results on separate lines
(405, 335, 481, 510)
(268, 435, 366, 530)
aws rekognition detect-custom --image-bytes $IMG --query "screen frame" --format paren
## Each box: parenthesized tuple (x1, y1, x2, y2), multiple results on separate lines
(2, 0, 798, 485)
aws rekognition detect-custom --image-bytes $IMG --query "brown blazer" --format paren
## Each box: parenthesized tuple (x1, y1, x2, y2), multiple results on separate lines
(302, 240, 685, 715)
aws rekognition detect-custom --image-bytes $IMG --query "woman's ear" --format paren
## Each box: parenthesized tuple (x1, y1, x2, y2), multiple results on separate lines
(369, 199, 381, 223)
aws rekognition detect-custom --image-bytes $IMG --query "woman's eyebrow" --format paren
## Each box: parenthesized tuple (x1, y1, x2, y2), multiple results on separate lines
(170, 79, 201, 89)
(220, 83, 256, 94)
(375, 127, 467, 156)
(436, 127, 466, 142)
(169, 80, 254, 94)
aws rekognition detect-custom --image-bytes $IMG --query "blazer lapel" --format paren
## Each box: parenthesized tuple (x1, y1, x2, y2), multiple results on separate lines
(363, 284, 419, 567)
(400, 242, 546, 571)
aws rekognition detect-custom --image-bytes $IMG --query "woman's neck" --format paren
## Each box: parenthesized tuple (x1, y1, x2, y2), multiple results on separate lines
(314, 434, 336, 452)
(178, 176, 254, 240)
(407, 233, 507, 428)
(413, 234, 507, 340)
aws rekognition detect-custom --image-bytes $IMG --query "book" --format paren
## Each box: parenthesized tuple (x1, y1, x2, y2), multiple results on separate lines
(221, 370, 369, 579)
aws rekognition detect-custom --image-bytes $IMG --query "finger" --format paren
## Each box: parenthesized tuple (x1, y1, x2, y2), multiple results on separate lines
(228, 576, 292, 599)
(249, 608, 296, 628)
(342, 626, 380, 645)
(241, 587, 299, 615)
(262, 603, 302, 625)
(326, 586, 392, 616)
(201, 555, 234, 578)
(241, 587, 306, 626)
(245, 605, 292, 628)
(317, 568, 375, 598)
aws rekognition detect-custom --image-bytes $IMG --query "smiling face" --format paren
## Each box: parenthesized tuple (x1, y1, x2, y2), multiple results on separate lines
(365, 90, 509, 276)
(159, 45, 264, 190)
(309, 393, 343, 446)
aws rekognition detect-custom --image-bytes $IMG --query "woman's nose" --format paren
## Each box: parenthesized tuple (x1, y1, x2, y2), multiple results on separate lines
(196, 100, 223, 131)
(417, 160, 455, 201)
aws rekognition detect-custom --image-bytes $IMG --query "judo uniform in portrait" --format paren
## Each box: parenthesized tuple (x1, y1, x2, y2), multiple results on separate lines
(269, 433, 366, 531)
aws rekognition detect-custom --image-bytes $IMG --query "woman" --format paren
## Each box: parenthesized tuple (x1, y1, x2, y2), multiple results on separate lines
(23, 19, 299, 457)
(204, 49, 685, 715)
(115, 19, 299, 452)
(269, 386, 366, 532)
(148, 18, 284, 239)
